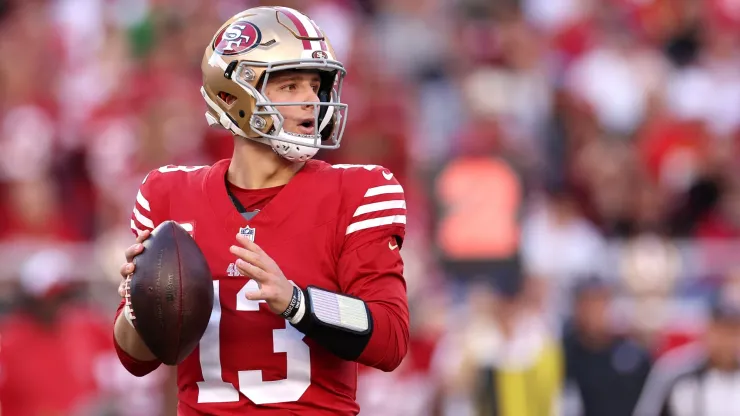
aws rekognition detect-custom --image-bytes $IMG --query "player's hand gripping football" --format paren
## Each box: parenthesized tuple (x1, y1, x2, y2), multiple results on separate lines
(230, 234, 295, 315)
(118, 230, 151, 298)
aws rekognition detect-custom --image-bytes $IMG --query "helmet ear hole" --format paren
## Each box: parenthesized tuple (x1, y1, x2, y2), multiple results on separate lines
(217, 92, 237, 106)
(239, 110, 246, 118)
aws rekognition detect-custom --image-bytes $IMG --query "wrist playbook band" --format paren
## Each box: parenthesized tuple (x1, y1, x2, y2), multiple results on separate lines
(304, 286, 370, 334)
(290, 285, 374, 361)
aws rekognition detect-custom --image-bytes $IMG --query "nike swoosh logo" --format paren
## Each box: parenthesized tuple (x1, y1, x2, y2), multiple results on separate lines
(389, 241, 399, 250)
(382, 171, 393, 180)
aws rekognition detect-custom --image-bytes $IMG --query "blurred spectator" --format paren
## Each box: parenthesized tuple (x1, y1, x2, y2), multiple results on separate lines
(564, 10, 668, 137)
(434, 282, 562, 416)
(695, 174, 740, 240)
(0, 250, 169, 416)
(521, 181, 606, 326)
(633, 281, 740, 416)
(562, 277, 652, 416)
(619, 234, 682, 348)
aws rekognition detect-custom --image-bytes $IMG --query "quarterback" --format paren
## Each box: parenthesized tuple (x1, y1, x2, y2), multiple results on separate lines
(113, 6, 409, 416)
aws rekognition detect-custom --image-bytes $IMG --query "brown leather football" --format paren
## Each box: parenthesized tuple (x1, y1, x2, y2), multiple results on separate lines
(129, 221, 213, 365)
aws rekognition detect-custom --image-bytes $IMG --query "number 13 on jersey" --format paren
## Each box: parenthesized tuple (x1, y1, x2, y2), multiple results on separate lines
(197, 280, 311, 405)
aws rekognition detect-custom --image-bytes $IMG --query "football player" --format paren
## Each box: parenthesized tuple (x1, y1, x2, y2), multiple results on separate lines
(113, 6, 409, 416)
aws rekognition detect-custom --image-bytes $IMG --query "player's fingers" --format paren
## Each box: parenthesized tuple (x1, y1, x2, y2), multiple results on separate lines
(229, 245, 268, 270)
(235, 259, 270, 282)
(125, 243, 145, 263)
(235, 258, 259, 279)
(233, 236, 282, 273)
(119, 262, 135, 279)
(236, 234, 266, 255)
(135, 229, 151, 244)
(233, 238, 280, 272)
(244, 290, 268, 301)
(117, 275, 131, 298)
(244, 284, 281, 302)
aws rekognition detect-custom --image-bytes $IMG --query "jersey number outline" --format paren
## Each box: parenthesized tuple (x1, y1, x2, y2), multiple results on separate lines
(196, 280, 311, 405)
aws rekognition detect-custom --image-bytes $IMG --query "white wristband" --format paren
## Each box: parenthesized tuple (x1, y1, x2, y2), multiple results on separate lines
(288, 290, 306, 325)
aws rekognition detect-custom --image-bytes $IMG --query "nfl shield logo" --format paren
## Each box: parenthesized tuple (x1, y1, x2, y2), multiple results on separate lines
(239, 226, 256, 241)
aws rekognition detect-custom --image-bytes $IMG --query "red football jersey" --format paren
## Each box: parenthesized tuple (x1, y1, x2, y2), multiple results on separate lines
(122, 159, 409, 415)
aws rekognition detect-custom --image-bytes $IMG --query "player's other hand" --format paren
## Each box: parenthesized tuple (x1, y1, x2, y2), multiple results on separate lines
(230, 234, 295, 315)
(118, 230, 151, 298)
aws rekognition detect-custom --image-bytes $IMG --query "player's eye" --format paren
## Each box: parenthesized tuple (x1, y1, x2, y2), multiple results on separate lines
(311, 84, 320, 93)
(281, 83, 297, 91)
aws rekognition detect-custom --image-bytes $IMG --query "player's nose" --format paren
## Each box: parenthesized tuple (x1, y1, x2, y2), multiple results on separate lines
(301, 88, 320, 109)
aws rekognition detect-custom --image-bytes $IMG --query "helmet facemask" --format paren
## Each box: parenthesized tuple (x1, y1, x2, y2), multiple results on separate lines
(231, 59, 348, 162)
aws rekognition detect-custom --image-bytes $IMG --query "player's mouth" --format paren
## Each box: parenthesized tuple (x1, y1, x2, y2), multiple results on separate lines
(296, 118, 316, 135)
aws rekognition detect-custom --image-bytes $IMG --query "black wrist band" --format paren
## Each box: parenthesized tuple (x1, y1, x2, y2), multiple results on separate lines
(281, 286, 301, 319)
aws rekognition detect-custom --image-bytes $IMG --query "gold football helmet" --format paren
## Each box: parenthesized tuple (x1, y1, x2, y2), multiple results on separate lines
(201, 6, 348, 161)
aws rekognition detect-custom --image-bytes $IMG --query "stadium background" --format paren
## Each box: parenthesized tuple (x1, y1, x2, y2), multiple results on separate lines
(0, 0, 739, 414)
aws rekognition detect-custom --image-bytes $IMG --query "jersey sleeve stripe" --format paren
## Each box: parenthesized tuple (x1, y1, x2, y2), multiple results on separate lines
(130, 219, 145, 237)
(353, 200, 406, 217)
(364, 185, 404, 197)
(346, 215, 406, 235)
(133, 207, 154, 229)
(136, 190, 151, 212)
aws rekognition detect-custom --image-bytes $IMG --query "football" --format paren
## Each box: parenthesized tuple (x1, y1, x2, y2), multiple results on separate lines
(129, 221, 214, 365)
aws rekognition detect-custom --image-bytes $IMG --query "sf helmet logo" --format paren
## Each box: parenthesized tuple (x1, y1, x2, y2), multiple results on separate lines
(214, 20, 262, 55)
(312, 50, 328, 59)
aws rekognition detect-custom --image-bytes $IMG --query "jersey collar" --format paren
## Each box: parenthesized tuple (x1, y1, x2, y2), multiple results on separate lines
(205, 158, 320, 235)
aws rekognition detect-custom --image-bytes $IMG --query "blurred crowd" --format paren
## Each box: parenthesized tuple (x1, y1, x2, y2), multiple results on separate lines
(1, 0, 740, 414)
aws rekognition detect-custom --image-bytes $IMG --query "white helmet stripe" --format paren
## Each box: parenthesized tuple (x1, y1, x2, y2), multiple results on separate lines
(292, 10, 323, 52)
